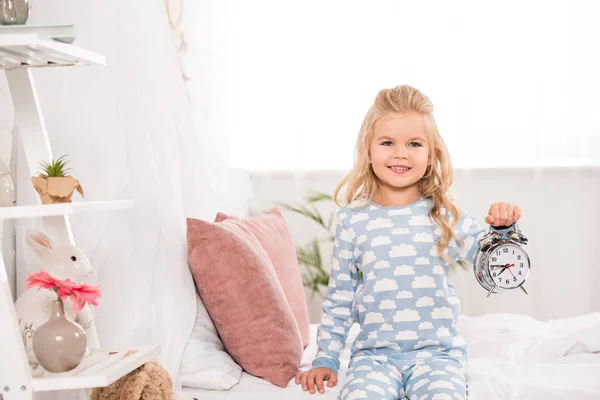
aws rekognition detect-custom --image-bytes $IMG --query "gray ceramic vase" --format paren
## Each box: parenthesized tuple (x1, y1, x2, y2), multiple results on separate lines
(0, 0, 29, 25)
(32, 298, 86, 373)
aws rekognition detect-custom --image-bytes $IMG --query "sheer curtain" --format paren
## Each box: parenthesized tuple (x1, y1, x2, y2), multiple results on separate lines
(6, 1, 220, 399)
(183, 0, 600, 171)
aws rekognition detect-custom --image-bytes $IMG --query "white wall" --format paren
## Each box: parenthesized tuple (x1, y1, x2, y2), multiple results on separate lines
(249, 167, 600, 323)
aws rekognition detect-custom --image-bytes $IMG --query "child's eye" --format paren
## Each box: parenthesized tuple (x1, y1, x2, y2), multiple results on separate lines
(381, 141, 393, 146)
(409, 142, 422, 147)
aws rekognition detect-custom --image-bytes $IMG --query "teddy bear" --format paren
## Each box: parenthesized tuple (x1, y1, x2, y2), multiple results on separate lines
(91, 359, 173, 400)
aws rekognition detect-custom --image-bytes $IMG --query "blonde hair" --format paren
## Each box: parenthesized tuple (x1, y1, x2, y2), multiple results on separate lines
(333, 84, 463, 263)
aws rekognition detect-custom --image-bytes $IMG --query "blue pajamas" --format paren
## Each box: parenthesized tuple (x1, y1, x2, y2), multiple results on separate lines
(340, 354, 467, 400)
(311, 196, 498, 399)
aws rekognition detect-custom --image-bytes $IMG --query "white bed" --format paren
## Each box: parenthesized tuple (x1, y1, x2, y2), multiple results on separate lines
(176, 313, 600, 400)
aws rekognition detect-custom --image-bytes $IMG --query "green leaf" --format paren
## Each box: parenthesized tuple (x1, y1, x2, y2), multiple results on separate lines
(37, 154, 72, 178)
(305, 192, 333, 204)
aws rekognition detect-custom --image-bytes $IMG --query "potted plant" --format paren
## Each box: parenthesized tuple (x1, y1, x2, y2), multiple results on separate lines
(278, 192, 336, 297)
(31, 154, 84, 204)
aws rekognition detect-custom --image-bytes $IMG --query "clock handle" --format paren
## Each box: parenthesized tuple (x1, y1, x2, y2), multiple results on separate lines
(489, 222, 519, 232)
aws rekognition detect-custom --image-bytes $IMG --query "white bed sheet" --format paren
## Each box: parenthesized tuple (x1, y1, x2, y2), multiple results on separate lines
(177, 318, 600, 400)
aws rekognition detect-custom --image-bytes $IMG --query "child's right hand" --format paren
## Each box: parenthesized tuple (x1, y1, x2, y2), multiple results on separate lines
(295, 368, 338, 394)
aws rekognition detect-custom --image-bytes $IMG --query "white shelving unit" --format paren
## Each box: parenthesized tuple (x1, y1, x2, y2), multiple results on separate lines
(0, 29, 160, 400)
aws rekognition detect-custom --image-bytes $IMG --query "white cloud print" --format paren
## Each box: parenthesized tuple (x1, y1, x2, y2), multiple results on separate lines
(396, 330, 419, 340)
(374, 278, 398, 292)
(363, 295, 375, 303)
(437, 327, 451, 337)
(332, 258, 340, 270)
(350, 213, 369, 224)
(380, 324, 393, 331)
(461, 217, 474, 233)
(393, 309, 421, 322)
(389, 244, 417, 257)
(394, 265, 415, 275)
(362, 251, 376, 265)
(328, 340, 342, 352)
(409, 215, 433, 226)
(431, 307, 454, 319)
(415, 257, 430, 265)
(397, 290, 413, 299)
(375, 260, 390, 269)
(332, 290, 354, 302)
(332, 307, 351, 316)
(413, 232, 434, 243)
(366, 271, 376, 280)
(338, 249, 353, 260)
(367, 218, 393, 231)
(379, 300, 396, 310)
(428, 381, 456, 391)
(371, 236, 391, 247)
(419, 321, 434, 330)
(340, 228, 355, 242)
(388, 208, 412, 216)
(364, 312, 385, 325)
(416, 296, 434, 307)
(432, 265, 444, 275)
(337, 273, 351, 281)
(367, 371, 392, 385)
(356, 235, 368, 245)
(392, 227, 410, 235)
(347, 390, 368, 400)
(412, 275, 436, 288)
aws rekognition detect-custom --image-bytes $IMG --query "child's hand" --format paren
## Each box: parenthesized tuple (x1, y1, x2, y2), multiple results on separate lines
(295, 368, 338, 394)
(484, 202, 521, 227)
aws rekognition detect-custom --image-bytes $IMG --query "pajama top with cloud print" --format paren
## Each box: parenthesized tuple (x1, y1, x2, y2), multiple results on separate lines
(311, 196, 506, 374)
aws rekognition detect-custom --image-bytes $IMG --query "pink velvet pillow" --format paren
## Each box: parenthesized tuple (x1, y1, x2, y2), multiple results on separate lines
(186, 217, 302, 388)
(214, 208, 310, 348)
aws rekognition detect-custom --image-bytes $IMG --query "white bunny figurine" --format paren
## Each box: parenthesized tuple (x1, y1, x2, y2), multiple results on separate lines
(14, 229, 99, 365)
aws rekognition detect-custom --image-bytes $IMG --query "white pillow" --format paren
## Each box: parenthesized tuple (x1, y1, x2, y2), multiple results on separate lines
(178, 294, 242, 390)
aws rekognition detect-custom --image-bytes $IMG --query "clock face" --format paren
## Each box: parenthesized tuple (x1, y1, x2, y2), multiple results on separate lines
(487, 244, 529, 289)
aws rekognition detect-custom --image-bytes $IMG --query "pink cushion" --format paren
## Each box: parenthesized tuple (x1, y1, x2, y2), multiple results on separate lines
(186, 217, 302, 388)
(214, 208, 310, 348)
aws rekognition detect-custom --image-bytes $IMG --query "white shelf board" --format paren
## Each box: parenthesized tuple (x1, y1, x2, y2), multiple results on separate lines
(0, 37, 105, 69)
(0, 200, 133, 220)
(31, 345, 160, 392)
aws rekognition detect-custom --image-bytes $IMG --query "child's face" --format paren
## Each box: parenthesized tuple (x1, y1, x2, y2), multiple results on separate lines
(369, 112, 430, 192)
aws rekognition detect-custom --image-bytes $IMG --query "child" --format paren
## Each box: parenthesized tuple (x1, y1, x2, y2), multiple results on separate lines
(294, 85, 521, 400)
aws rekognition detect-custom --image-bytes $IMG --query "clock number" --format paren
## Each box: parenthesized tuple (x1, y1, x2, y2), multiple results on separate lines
(520, 263, 524, 268)
(505, 279, 509, 284)
(518, 271, 522, 275)
(503, 248, 509, 253)
(493, 272, 497, 277)
(492, 257, 497, 262)
(517, 255, 522, 260)
(513, 277, 517, 282)
(496, 251, 501, 256)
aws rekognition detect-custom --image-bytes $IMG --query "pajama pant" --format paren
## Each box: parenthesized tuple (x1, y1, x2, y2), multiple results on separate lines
(338, 354, 467, 400)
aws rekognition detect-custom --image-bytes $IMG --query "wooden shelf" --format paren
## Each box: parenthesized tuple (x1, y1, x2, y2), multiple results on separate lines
(0, 200, 134, 220)
(31, 345, 160, 392)
(0, 37, 105, 69)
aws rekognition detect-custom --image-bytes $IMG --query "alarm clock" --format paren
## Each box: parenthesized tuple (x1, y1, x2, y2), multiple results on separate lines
(473, 223, 530, 298)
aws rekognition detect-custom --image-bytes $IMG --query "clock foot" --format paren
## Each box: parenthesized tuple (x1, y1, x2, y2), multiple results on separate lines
(486, 285, 496, 298)
(520, 285, 529, 295)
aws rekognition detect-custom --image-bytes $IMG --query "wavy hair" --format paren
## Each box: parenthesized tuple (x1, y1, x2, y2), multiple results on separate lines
(333, 85, 463, 262)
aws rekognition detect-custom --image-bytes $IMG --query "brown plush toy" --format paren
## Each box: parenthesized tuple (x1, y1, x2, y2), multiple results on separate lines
(91, 359, 173, 400)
